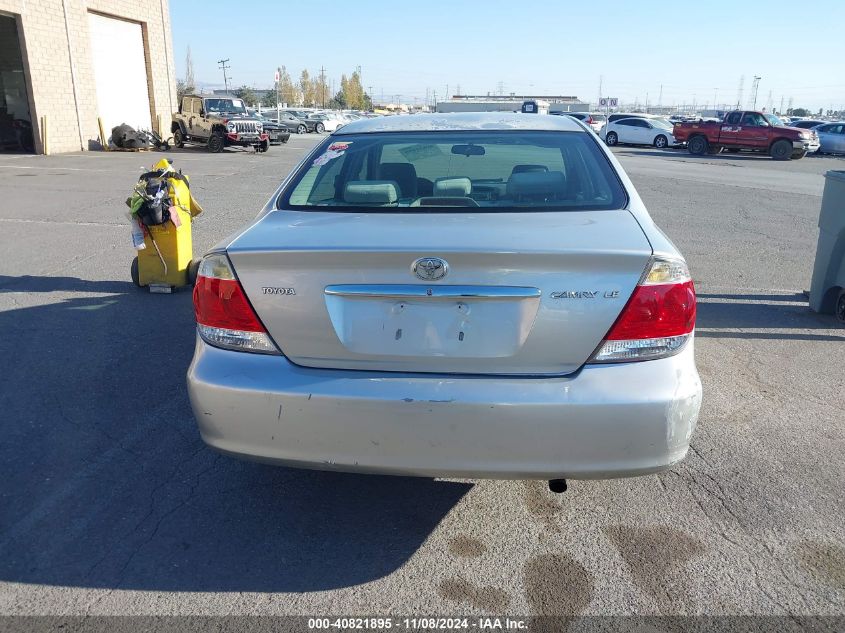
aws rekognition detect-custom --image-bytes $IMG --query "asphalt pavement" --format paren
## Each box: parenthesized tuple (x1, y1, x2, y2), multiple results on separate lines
(0, 137, 843, 625)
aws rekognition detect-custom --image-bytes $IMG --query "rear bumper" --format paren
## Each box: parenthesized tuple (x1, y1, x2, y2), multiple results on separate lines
(187, 338, 702, 480)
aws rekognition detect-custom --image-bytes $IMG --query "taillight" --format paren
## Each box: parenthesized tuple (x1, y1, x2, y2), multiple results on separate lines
(192, 253, 280, 354)
(586, 116, 594, 124)
(590, 257, 696, 363)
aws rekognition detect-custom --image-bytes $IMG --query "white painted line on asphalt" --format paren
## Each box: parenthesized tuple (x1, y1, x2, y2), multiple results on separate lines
(0, 164, 98, 171)
(0, 218, 124, 227)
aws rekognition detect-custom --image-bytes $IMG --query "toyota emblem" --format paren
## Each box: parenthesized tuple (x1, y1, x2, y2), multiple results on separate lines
(411, 257, 449, 281)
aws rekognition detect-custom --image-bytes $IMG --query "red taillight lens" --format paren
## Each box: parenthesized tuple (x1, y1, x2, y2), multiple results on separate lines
(194, 276, 265, 332)
(590, 258, 696, 363)
(605, 281, 696, 340)
(192, 253, 279, 354)
(586, 116, 594, 124)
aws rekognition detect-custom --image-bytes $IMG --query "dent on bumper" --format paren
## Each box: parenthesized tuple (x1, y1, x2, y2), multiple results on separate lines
(187, 337, 702, 480)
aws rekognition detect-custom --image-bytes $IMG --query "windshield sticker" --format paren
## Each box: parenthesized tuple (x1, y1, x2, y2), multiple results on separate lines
(399, 143, 443, 162)
(313, 148, 345, 166)
(328, 141, 352, 152)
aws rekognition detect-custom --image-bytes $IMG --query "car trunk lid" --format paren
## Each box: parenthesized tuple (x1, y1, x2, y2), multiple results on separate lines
(227, 209, 652, 375)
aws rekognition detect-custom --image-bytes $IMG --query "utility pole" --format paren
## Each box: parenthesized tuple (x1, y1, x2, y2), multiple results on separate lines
(713, 88, 718, 110)
(368, 86, 373, 110)
(276, 66, 281, 121)
(218, 58, 231, 94)
(319, 66, 326, 108)
(433, 91, 437, 112)
(658, 84, 663, 108)
(736, 75, 745, 109)
(597, 75, 603, 107)
(779, 96, 784, 115)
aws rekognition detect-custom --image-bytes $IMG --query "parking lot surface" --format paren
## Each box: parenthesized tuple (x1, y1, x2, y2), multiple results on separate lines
(0, 139, 843, 620)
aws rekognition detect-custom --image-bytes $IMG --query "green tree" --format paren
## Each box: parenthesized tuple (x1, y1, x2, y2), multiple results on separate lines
(343, 70, 365, 110)
(234, 85, 257, 106)
(300, 69, 314, 107)
(791, 107, 809, 117)
(312, 72, 329, 108)
(278, 66, 298, 106)
(261, 90, 277, 108)
(328, 90, 347, 110)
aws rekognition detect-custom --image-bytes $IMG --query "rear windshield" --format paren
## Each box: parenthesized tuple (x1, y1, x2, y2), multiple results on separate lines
(280, 131, 627, 212)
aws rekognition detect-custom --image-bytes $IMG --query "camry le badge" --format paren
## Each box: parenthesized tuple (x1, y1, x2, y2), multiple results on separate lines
(412, 257, 449, 281)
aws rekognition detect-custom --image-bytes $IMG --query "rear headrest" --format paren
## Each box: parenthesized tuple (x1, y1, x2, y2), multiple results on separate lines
(378, 163, 418, 197)
(343, 181, 399, 204)
(506, 171, 567, 197)
(433, 177, 472, 197)
(510, 164, 549, 177)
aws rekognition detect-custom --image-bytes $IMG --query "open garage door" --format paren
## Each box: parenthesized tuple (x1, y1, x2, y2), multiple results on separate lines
(0, 14, 34, 153)
(87, 12, 152, 141)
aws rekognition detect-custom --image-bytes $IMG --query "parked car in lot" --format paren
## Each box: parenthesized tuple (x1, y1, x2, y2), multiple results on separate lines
(307, 112, 344, 133)
(248, 110, 290, 145)
(813, 122, 845, 154)
(791, 119, 827, 130)
(673, 110, 820, 160)
(608, 112, 656, 123)
(276, 111, 310, 134)
(280, 111, 317, 133)
(554, 112, 606, 133)
(187, 112, 702, 485)
(600, 117, 679, 148)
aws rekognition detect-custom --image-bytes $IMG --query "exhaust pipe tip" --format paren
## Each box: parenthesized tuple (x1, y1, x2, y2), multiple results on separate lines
(548, 479, 568, 494)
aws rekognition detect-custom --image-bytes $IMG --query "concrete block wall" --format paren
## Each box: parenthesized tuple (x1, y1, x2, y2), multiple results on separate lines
(0, 0, 176, 154)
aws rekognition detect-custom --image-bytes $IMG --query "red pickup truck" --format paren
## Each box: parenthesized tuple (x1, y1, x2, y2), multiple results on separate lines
(673, 111, 820, 160)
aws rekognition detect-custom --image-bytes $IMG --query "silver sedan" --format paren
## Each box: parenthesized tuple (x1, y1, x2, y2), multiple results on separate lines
(813, 121, 845, 154)
(187, 113, 702, 484)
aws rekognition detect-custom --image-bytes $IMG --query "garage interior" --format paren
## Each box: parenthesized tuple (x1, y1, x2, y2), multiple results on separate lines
(0, 13, 34, 153)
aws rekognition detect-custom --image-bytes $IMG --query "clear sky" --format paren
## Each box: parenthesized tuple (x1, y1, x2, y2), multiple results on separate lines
(171, 0, 844, 112)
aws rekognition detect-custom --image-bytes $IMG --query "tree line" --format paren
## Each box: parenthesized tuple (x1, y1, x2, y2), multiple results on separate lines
(176, 49, 372, 111)
(251, 66, 372, 110)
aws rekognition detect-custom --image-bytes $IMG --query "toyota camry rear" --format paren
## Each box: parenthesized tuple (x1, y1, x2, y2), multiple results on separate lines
(187, 113, 702, 480)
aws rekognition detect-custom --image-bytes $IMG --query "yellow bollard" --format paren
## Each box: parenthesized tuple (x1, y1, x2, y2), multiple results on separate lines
(40, 115, 49, 155)
(98, 117, 108, 151)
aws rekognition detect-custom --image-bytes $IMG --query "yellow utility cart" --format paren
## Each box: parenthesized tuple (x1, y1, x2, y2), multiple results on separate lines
(129, 159, 203, 291)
